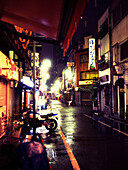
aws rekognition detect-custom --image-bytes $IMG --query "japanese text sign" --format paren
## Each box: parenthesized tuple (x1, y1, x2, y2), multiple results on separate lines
(88, 38, 95, 70)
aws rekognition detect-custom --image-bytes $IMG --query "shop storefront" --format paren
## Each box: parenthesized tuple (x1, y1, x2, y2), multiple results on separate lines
(0, 51, 19, 138)
(113, 65, 126, 119)
(21, 76, 33, 111)
(98, 68, 111, 115)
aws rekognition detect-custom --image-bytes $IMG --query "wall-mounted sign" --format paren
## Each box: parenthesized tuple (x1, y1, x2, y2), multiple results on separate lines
(0, 51, 19, 81)
(21, 76, 34, 88)
(14, 25, 32, 49)
(99, 68, 110, 85)
(31, 52, 39, 68)
(67, 62, 75, 67)
(100, 75, 109, 82)
(79, 80, 93, 85)
(88, 38, 95, 70)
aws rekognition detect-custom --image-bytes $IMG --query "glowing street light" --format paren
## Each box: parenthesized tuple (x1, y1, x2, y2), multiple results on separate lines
(41, 59, 52, 70)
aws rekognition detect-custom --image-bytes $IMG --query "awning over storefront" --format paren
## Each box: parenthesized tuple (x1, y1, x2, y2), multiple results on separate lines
(0, 0, 87, 55)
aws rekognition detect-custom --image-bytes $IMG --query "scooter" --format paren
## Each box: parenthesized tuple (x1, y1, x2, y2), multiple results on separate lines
(22, 111, 58, 133)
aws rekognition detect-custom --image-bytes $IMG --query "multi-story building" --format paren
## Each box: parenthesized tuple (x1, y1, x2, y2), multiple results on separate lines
(0, 21, 33, 138)
(111, 0, 128, 119)
(98, 0, 128, 119)
(0, 51, 19, 137)
(75, 36, 99, 106)
(98, 8, 111, 115)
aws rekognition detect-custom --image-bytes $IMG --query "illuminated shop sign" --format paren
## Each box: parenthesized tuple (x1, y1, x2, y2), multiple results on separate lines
(67, 62, 75, 67)
(0, 51, 19, 81)
(21, 76, 34, 88)
(31, 52, 39, 67)
(14, 25, 32, 49)
(88, 38, 95, 70)
(79, 80, 93, 85)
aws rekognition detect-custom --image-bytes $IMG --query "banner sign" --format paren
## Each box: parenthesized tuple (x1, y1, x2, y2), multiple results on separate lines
(88, 38, 95, 70)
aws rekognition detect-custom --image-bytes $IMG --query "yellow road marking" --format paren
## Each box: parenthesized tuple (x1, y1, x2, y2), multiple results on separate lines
(113, 128, 128, 137)
(59, 127, 81, 170)
(98, 120, 112, 128)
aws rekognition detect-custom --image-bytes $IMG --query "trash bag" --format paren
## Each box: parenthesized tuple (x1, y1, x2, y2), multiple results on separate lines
(13, 141, 51, 170)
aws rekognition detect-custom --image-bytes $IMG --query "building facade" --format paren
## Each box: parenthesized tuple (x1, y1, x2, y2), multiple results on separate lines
(111, 0, 128, 119)
(75, 36, 99, 106)
(0, 51, 19, 137)
(98, 0, 128, 119)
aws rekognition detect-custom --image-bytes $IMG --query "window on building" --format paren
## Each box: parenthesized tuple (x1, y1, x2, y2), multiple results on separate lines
(112, 0, 128, 27)
(121, 0, 128, 18)
(121, 40, 128, 60)
(99, 19, 108, 39)
(99, 53, 109, 70)
(80, 54, 88, 63)
(80, 71, 98, 80)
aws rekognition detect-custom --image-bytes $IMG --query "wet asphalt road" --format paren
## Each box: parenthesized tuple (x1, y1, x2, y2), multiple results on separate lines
(41, 100, 128, 170)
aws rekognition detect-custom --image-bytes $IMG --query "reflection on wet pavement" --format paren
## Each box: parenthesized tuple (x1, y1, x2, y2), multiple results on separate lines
(41, 100, 128, 170)
(94, 114, 128, 137)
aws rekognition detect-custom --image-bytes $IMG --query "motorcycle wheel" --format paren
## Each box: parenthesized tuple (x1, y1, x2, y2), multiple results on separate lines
(45, 119, 57, 131)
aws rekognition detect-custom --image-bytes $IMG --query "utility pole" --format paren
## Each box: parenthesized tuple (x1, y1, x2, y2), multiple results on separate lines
(33, 38, 36, 139)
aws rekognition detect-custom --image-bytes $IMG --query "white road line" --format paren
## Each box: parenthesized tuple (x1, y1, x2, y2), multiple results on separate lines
(84, 114, 93, 119)
(84, 114, 128, 137)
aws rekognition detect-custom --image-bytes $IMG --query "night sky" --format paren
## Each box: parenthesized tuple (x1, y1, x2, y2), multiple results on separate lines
(39, 0, 111, 87)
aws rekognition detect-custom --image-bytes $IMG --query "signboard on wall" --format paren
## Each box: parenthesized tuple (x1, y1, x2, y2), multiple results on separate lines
(31, 52, 39, 67)
(88, 38, 95, 70)
(67, 62, 75, 67)
(99, 68, 110, 85)
(79, 80, 93, 85)
(0, 51, 19, 81)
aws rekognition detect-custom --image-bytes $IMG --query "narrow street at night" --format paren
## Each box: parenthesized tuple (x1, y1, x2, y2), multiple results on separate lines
(42, 100, 128, 170)
(0, 0, 128, 169)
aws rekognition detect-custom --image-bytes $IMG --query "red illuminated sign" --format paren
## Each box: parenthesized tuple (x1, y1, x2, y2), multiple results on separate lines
(67, 62, 75, 67)
(14, 25, 32, 49)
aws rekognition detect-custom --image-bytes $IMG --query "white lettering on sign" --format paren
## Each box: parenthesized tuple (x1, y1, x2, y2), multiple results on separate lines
(88, 38, 95, 70)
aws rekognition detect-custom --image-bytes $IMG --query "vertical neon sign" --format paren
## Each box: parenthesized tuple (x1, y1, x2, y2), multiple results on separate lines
(88, 38, 95, 70)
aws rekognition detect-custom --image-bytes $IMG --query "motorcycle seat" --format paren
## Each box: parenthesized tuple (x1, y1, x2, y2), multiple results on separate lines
(40, 113, 53, 118)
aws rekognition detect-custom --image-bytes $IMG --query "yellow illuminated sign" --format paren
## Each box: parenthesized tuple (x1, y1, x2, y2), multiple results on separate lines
(79, 80, 93, 85)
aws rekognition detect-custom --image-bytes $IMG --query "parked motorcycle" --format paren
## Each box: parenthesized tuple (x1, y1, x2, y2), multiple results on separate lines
(22, 111, 58, 134)
(40, 113, 58, 131)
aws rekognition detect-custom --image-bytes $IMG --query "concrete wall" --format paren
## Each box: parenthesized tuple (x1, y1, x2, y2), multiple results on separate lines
(112, 15, 128, 47)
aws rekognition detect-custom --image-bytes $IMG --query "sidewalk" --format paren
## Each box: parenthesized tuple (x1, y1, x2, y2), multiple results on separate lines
(81, 104, 128, 126)
(96, 110, 128, 124)
(0, 121, 22, 170)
